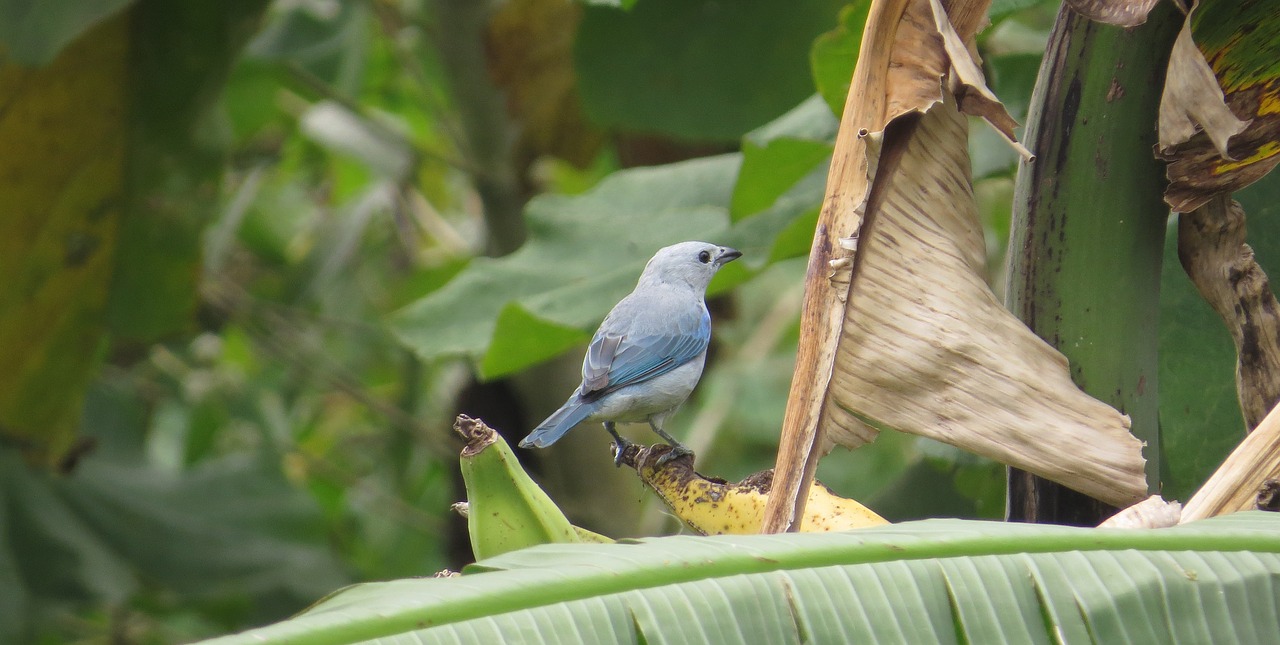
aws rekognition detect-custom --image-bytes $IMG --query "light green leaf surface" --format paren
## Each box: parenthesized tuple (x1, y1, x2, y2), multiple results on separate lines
(204, 513, 1280, 644)
(809, 1, 870, 117)
(731, 138, 832, 221)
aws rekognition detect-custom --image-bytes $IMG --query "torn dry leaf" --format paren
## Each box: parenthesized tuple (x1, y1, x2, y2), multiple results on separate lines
(823, 96, 1146, 508)
(1158, 18, 1249, 161)
(1064, 0, 1161, 28)
(1098, 495, 1182, 529)
(765, 0, 1146, 532)
(1158, 1, 1280, 212)
(927, 0, 1033, 160)
(1182, 397, 1280, 522)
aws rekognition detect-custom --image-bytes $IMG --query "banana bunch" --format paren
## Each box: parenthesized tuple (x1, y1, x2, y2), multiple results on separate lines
(456, 415, 606, 559)
(455, 414, 882, 559)
(618, 444, 887, 535)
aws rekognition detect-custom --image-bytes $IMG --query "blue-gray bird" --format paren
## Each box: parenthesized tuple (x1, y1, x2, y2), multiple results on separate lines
(519, 241, 742, 465)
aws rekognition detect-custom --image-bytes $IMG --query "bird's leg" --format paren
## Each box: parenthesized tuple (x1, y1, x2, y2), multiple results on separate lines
(603, 421, 634, 467)
(648, 421, 693, 466)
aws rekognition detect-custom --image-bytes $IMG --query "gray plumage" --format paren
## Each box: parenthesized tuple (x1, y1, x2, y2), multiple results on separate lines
(519, 241, 742, 464)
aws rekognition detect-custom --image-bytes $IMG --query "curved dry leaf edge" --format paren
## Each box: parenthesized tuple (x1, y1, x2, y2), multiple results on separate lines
(1157, 0, 1275, 212)
(823, 96, 1147, 508)
(1065, 0, 1162, 28)
(1157, 4, 1250, 161)
(1182, 395, 1280, 522)
(764, 0, 1147, 533)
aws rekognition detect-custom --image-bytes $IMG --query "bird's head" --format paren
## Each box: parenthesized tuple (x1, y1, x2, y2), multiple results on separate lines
(638, 241, 742, 291)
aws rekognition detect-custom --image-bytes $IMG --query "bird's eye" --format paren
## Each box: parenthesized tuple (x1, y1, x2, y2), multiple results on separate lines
(698, 250, 712, 264)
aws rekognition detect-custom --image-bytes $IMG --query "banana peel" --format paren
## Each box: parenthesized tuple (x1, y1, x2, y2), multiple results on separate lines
(618, 443, 887, 535)
(451, 500, 613, 544)
(456, 415, 587, 559)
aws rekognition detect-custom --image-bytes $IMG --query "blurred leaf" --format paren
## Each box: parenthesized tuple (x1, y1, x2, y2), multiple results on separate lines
(727, 96, 835, 260)
(810, 1, 870, 116)
(108, 0, 271, 346)
(1159, 169, 1280, 501)
(724, 173, 825, 264)
(246, 0, 368, 94)
(742, 94, 840, 147)
(971, 52, 1039, 181)
(731, 138, 832, 221)
(0, 496, 27, 644)
(0, 452, 137, 605)
(0, 13, 128, 464)
(299, 102, 414, 179)
(61, 456, 349, 612)
(988, 0, 1048, 23)
(479, 303, 591, 378)
(867, 460, 984, 521)
(985, 52, 1041, 124)
(390, 155, 738, 377)
(239, 179, 315, 266)
(487, 0, 605, 167)
(0, 0, 134, 65)
(580, 0, 638, 9)
(0, 384, 352, 640)
(575, 0, 847, 141)
(813, 430, 915, 505)
(221, 59, 286, 141)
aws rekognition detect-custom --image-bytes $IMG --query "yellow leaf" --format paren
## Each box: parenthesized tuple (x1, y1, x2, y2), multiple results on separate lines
(0, 14, 128, 464)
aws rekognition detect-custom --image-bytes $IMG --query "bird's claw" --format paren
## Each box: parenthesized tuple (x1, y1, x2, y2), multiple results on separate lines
(655, 444, 693, 467)
(610, 436, 637, 467)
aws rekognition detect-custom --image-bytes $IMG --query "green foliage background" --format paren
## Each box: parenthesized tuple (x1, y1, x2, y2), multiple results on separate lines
(0, 0, 1270, 642)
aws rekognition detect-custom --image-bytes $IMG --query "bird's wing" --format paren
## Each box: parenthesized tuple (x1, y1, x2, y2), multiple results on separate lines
(582, 333, 622, 392)
(580, 306, 710, 402)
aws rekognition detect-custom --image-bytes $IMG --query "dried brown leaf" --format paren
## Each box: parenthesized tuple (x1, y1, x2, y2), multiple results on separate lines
(1158, 19, 1249, 161)
(1157, 0, 1279, 211)
(927, 0, 1033, 160)
(1182, 398, 1280, 522)
(1098, 495, 1182, 529)
(764, 0, 1147, 532)
(823, 97, 1146, 508)
(1065, 0, 1162, 27)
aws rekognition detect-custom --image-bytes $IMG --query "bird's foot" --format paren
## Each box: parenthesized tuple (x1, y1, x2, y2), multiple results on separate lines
(655, 444, 693, 467)
(610, 435, 637, 467)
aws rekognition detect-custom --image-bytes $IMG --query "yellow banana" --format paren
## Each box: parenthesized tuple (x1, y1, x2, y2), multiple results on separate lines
(456, 415, 582, 558)
(620, 444, 887, 535)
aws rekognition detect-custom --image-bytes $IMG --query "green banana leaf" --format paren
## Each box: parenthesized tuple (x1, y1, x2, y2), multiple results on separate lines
(204, 512, 1280, 644)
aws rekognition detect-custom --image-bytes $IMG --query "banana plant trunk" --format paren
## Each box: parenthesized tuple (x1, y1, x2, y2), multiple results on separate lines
(1005, 2, 1180, 524)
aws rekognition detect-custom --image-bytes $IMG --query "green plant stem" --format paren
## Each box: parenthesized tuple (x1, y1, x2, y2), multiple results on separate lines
(1006, 3, 1180, 524)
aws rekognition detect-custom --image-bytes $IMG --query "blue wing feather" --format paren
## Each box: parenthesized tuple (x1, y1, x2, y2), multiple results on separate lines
(581, 306, 710, 402)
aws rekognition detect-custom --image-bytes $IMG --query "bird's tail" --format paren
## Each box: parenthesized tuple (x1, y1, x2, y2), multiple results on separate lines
(519, 397, 595, 448)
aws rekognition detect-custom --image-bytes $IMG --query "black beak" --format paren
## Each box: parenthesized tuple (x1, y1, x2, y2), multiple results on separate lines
(716, 247, 742, 265)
